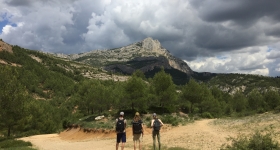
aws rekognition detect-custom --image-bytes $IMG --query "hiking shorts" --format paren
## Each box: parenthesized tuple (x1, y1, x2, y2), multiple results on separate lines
(133, 134, 142, 142)
(116, 132, 126, 143)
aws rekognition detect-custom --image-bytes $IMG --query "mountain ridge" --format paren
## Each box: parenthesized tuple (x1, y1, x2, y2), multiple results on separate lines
(55, 37, 194, 75)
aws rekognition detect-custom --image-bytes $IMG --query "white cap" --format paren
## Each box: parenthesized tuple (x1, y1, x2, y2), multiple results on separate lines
(120, 112, 124, 116)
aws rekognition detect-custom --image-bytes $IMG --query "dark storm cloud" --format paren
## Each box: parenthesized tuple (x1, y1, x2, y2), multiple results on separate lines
(265, 26, 280, 38)
(268, 63, 280, 77)
(193, 24, 259, 51)
(239, 64, 265, 71)
(191, 0, 280, 26)
(6, 0, 33, 6)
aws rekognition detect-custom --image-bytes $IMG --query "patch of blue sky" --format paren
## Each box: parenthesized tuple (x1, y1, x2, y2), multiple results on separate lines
(0, 19, 8, 33)
(0, 13, 16, 34)
(216, 55, 227, 60)
(267, 46, 272, 52)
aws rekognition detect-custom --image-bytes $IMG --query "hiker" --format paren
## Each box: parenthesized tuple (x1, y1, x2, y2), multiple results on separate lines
(151, 113, 164, 150)
(132, 112, 144, 150)
(116, 112, 127, 150)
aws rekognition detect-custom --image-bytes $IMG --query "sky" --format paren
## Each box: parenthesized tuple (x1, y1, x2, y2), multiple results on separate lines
(0, 0, 280, 77)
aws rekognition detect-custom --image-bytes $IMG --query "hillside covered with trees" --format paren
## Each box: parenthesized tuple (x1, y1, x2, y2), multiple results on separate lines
(0, 45, 280, 141)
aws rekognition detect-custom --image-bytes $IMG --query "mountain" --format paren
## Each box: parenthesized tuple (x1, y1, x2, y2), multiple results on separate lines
(60, 37, 192, 74)
(56, 37, 215, 85)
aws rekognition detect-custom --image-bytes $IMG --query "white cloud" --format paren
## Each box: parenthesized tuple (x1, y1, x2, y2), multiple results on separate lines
(186, 46, 273, 76)
(267, 49, 280, 59)
(2, 25, 13, 34)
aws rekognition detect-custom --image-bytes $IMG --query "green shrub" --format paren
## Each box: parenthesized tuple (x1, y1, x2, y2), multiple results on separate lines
(0, 139, 34, 149)
(145, 116, 152, 122)
(221, 130, 280, 150)
(201, 112, 213, 119)
(273, 106, 280, 113)
(20, 130, 40, 137)
(161, 115, 179, 126)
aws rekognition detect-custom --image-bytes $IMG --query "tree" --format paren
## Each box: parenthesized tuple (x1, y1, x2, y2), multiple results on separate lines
(181, 79, 204, 113)
(151, 69, 177, 110)
(77, 80, 95, 115)
(264, 89, 280, 110)
(0, 66, 27, 137)
(230, 91, 248, 113)
(111, 81, 126, 110)
(211, 86, 225, 102)
(247, 89, 264, 112)
(132, 69, 146, 80)
(124, 74, 148, 111)
(90, 81, 108, 114)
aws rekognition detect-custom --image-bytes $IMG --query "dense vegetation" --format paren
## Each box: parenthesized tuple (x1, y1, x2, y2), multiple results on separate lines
(0, 45, 280, 143)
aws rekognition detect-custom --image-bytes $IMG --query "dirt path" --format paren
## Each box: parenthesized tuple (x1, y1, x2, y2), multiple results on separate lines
(161, 119, 234, 149)
(20, 119, 237, 150)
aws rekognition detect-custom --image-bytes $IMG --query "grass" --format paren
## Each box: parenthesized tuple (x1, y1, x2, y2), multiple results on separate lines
(0, 138, 36, 150)
(0, 147, 36, 150)
(221, 129, 280, 150)
(212, 112, 280, 134)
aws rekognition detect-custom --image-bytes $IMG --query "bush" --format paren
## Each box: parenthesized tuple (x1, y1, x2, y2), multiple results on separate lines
(201, 112, 213, 119)
(161, 115, 179, 126)
(273, 105, 280, 113)
(145, 116, 152, 122)
(0, 139, 33, 149)
(221, 130, 280, 150)
(62, 120, 71, 129)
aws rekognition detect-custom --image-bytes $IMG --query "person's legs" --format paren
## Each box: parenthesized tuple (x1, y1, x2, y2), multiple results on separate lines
(133, 134, 136, 150)
(116, 143, 119, 150)
(121, 132, 126, 150)
(157, 132, 161, 150)
(139, 139, 142, 150)
(133, 141, 136, 150)
(121, 142, 125, 150)
(133, 134, 142, 150)
(152, 131, 156, 150)
(116, 133, 122, 150)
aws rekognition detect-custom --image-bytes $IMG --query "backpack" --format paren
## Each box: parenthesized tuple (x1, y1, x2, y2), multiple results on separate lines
(116, 118, 125, 132)
(132, 120, 143, 134)
(153, 118, 161, 131)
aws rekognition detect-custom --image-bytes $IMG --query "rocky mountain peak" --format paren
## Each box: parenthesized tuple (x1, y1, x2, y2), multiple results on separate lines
(142, 37, 161, 51)
(54, 37, 193, 77)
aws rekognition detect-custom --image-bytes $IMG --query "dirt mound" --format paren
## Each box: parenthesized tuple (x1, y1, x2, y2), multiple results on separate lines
(60, 128, 115, 140)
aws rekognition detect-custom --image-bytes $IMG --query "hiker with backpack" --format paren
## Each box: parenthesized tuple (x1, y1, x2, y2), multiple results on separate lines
(116, 112, 127, 150)
(151, 113, 164, 150)
(132, 112, 144, 150)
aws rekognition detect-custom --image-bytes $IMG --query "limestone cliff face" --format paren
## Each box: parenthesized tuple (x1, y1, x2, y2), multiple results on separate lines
(142, 37, 163, 53)
(57, 37, 193, 75)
